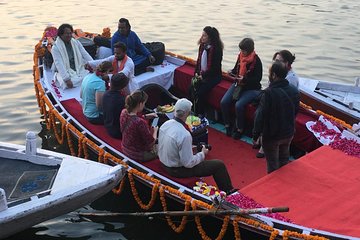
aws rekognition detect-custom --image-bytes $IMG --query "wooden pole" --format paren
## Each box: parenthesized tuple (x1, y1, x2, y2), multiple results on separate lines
(79, 207, 289, 218)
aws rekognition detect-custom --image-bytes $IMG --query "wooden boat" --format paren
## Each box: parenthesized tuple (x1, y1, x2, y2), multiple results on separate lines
(299, 77, 360, 126)
(31, 27, 360, 240)
(0, 132, 126, 239)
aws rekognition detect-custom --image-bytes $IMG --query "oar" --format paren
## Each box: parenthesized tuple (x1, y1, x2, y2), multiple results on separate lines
(79, 206, 289, 218)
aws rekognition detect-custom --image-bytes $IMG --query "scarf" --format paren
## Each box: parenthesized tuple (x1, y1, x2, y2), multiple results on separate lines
(198, 44, 211, 73)
(112, 55, 129, 74)
(200, 45, 211, 72)
(238, 51, 256, 77)
(54, 37, 84, 75)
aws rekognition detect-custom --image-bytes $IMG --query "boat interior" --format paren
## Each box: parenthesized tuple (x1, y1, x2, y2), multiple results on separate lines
(34, 45, 360, 239)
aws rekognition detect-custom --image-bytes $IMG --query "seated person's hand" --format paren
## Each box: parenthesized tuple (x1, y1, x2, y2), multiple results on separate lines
(228, 70, 236, 77)
(146, 112, 158, 119)
(65, 79, 73, 88)
(152, 126, 159, 135)
(201, 145, 209, 155)
(149, 55, 156, 64)
(236, 75, 244, 82)
(84, 63, 93, 72)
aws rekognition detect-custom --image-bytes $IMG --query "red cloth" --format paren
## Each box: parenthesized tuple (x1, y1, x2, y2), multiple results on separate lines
(293, 107, 323, 152)
(173, 62, 194, 98)
(174, 62, 233, 111)
(207, 80, 232, 111)
(61, 98, 122, 150)
(241, 146, 360, 238)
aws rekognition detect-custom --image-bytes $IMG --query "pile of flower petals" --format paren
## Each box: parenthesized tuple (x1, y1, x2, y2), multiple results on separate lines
(310, 120, 341, 140)
(329, 137, 360, 158)
(226, 192, 292, 223)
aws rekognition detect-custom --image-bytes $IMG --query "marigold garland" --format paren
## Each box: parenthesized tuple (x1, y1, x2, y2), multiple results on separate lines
(316, 110, 352, 129)
(282, 230, 289, 240)
(191, 200, 230, 240)
(50, 109, 66, 145)
(159, 187, 190, 233)
(32, 65, 41, 107)
(96, 147, 105, 163)
(65, 125, 76, 156)
(77, 136, 85, 158)
(282, 230, 328, 240)
(232, 217, 242, 240)
(128, 170, 159, 210)
(82, 138, 90, 159)
(162, 185, 192, 202)
(40, 96, 53, 130)
(65, 124, 83, 156)
(101, 27, 111, 38)
(104, 152, 128, 167)
(300, 101, 313, 110)
(35, 41, 46, 58)
(269, 229, 279, 240)
(112, 177, 127, 195)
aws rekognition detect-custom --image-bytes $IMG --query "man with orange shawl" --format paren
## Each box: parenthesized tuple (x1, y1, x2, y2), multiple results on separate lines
(87, 41, 134, 95)
(220, 38, 263, 139)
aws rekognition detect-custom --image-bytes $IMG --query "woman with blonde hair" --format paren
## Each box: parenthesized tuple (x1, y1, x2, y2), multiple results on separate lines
(120, 90, 158, 162)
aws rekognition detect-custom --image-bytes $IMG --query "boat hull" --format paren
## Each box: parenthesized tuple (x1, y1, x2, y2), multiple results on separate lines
(0, 142, 125, 239)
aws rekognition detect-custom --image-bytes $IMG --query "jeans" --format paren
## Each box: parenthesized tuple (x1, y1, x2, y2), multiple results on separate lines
(162, 159, 233, 192)
(220, 83, 260, 130)
(262, 136, 293, 173)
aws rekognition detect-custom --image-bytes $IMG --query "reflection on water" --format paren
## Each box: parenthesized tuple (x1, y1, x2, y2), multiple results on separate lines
(0, 0, 359, 239)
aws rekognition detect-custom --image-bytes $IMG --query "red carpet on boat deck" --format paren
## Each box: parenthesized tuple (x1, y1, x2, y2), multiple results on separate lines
(206, 128, 267, 189)
(241, 146, 360, 237)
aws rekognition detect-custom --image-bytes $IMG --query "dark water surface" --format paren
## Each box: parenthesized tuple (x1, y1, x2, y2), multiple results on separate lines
(0, 0, 359, 239)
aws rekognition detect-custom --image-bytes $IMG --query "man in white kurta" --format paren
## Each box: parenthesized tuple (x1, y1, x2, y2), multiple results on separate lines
(51, 24, 93, 89)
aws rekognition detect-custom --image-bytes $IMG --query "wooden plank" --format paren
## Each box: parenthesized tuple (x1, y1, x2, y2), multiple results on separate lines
(317, 81, 360, 94)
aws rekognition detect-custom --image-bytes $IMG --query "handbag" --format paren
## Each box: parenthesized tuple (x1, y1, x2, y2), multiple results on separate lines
(232, 83, 242, 101)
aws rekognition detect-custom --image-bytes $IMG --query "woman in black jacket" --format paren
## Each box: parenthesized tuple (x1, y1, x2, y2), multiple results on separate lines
(190, 26, 223, 116)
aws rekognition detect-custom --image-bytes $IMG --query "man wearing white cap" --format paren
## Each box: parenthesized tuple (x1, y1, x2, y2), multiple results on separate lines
(158, 98, 235, 193)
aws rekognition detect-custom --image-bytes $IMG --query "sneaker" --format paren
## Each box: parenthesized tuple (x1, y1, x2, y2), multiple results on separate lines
(232, 130, 242, 140)
(256, 152, 265, 158)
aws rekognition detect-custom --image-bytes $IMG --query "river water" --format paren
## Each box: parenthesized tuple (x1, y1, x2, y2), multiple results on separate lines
(0, 0, 359, 239)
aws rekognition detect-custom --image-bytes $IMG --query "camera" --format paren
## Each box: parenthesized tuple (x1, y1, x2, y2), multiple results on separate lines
(196, 142, 212, 152)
